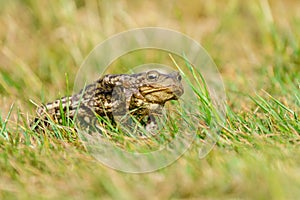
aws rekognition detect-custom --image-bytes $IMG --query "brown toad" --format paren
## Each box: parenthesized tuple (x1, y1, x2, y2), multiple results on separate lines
(33, 70, 184, 133)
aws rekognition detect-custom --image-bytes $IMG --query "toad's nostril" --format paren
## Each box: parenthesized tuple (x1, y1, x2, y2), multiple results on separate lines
(173, 86, 184, 98)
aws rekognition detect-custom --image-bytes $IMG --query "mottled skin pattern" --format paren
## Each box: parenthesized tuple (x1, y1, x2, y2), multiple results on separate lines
(33, 70, 184, 132)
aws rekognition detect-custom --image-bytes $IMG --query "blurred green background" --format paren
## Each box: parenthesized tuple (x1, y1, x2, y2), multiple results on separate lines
(0, 0, 299, 110)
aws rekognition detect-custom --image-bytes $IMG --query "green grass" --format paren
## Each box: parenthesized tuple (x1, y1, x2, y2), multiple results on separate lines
(1, 0, 300, 199)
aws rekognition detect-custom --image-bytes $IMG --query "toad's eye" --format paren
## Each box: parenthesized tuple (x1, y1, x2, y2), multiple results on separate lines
(177, 74, 182, 81)
(146, 71, 159, 81)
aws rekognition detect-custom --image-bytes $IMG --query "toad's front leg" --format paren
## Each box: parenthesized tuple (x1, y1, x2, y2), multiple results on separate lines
(144, 103, 165, 135)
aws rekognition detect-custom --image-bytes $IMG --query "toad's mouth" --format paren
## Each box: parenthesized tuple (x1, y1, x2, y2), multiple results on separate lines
(139, 86, 184, 103)
(141, 86, 184, 96)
